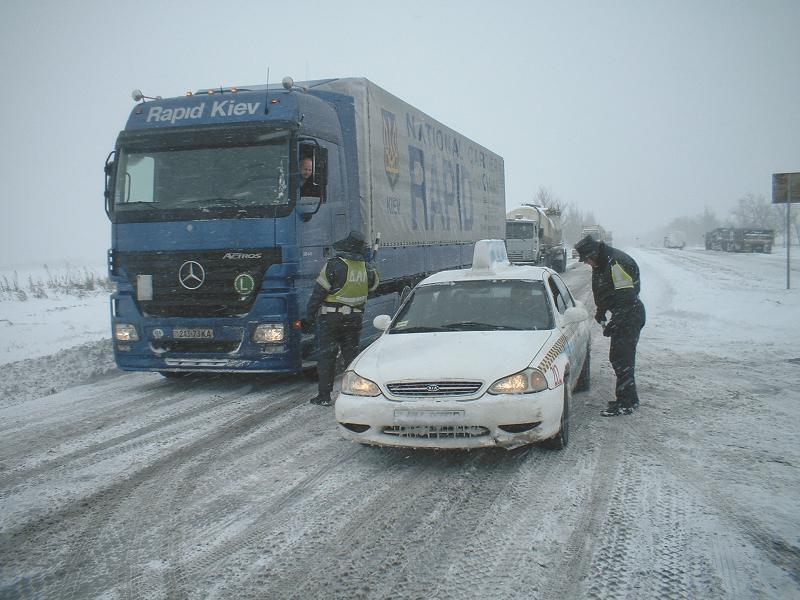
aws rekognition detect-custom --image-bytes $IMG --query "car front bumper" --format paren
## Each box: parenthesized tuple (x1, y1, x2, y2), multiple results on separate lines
(334, 389, 564, 450)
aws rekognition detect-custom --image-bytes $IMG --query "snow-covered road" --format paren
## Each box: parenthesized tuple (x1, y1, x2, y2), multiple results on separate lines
(1, 247, 799, 599)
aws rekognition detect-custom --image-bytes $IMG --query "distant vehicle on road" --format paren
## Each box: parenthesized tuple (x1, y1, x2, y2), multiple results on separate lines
(574, 224, 610, 258)
(334, 240, 591, 451)
(664, 232, 686, 249)
(704, 228, 773, 253)
(505, 205, 567, 273)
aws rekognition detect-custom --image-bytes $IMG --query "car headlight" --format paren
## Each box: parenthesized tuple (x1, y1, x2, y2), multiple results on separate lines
(253, 323, 284, 343)
(487, 368, 548, 394)
(341, 370, 381, 397)
(114, 323, 139, 342)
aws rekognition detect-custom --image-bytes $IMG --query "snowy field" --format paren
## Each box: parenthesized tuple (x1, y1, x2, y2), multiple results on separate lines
(0, 263, 110, 365)
(0, 246, 799, 599)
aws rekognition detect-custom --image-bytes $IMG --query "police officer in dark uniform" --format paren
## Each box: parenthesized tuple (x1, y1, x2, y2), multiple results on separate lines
(304, 230, 379, 406)
(574, 235, 646, 416)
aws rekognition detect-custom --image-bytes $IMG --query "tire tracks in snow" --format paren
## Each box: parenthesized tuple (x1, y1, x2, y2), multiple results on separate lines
(0, 378, 312, 599)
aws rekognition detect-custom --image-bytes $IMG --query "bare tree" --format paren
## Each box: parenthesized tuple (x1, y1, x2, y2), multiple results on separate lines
(533, 186, 564, 216)
(731, 193, 777, 229)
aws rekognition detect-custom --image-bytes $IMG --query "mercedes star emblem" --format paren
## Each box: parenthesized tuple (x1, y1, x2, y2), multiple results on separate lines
(178, 260, 205, 290)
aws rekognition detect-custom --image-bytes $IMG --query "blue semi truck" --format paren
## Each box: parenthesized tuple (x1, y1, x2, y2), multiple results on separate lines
(104, 77, 506, 375)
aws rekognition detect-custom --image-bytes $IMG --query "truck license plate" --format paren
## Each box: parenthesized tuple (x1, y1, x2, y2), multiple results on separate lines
(172, 328, 214, 339)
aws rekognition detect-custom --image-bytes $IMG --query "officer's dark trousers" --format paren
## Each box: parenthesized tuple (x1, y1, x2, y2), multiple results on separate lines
(317, 313, 362, 398)
(609, 324, 641, 408)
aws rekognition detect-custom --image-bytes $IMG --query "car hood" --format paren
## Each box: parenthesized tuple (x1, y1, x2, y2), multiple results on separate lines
(351, 330, 556, 384)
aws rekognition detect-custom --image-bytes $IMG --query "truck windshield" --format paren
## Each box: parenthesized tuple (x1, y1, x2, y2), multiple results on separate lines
(112, 129, 291, 222)
(506, 222, 535, 239)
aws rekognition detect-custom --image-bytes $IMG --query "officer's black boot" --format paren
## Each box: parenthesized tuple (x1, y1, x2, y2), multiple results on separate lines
(310, 394, 332, 406)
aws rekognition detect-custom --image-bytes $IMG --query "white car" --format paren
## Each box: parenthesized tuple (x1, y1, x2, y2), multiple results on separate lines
(335, 240, 591, 451)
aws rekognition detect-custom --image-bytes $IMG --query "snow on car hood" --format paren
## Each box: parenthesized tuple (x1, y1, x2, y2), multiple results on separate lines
(351, 330, 556, 385)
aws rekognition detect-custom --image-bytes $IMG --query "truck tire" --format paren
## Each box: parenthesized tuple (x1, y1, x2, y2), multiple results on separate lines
(553, 258, 565, 273)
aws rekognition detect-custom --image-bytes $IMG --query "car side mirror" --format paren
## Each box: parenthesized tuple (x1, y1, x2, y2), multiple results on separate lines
(563, 305, 589, 324)
(373, 314, 392, 330)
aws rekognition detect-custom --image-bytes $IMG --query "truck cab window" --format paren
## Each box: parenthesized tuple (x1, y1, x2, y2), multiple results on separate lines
(298, 145, 328, 202)
(121, 155, 155, 204)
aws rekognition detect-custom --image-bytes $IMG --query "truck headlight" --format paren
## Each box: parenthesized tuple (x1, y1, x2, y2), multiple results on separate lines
(341, 370, 381, 397)
(114, 323, 139, 342)
(488, 368, 548, 394)
(253, 323, 285, 343)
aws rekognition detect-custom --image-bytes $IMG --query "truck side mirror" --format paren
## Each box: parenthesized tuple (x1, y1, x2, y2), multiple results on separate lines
(297, 196, 321, 221)
(104, 150, 116, 217)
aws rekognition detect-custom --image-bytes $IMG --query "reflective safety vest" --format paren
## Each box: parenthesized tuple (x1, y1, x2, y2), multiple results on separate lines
(320, 258, 369, 307)
(611, 260, 634, 290)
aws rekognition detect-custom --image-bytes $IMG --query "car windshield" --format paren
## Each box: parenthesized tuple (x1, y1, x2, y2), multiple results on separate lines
(389, 279, 553, 333)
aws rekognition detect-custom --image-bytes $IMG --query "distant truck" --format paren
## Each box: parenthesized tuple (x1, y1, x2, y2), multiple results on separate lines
(664, 232, 686, 249)
(505, 204, 567, 272)
(580, 224, 608, 243)
(104, 76, 506, 375)
(704, 228, 773, 253)
(572, 224, 609, 258)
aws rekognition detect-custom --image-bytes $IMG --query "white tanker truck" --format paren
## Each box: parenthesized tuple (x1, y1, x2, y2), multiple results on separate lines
(505, 204, 567, 273)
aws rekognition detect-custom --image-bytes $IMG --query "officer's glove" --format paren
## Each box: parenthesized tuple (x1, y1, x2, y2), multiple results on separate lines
(602, 319, 615, 337)
(301, 319, 314, 334)
(594, 309, 606, 325)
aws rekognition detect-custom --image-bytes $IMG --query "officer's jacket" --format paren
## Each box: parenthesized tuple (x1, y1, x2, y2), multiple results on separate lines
(591, 243, 645, 326)
(306, 252, 379, 319)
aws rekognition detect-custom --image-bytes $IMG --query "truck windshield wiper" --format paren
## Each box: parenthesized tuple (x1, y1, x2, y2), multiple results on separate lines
(117, 201, 157, 210)
(200, 198, 251, 210)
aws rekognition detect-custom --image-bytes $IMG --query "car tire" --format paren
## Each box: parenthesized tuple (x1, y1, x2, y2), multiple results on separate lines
(573, 343, 591, 392)
(543, 384, 570, 450)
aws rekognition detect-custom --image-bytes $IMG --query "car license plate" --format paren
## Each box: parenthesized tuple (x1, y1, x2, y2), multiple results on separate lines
(393, 410, 465, 424)
(172, 328, 214, 339)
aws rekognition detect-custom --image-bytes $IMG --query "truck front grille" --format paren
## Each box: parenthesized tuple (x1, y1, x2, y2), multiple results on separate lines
(115, 248, 282, 318)
(151, 340, 241, 354)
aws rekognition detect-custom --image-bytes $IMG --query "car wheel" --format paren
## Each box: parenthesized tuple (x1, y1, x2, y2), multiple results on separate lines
(573, 343, 591, 392)
(543, 384, 570, 450)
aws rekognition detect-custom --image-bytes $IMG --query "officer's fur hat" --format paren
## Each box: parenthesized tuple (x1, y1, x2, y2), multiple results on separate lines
(333, 230, 367, 254)
(574, 235, 600, 262)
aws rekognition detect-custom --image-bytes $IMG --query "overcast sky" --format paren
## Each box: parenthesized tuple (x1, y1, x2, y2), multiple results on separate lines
(1, 0, 798, 265)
